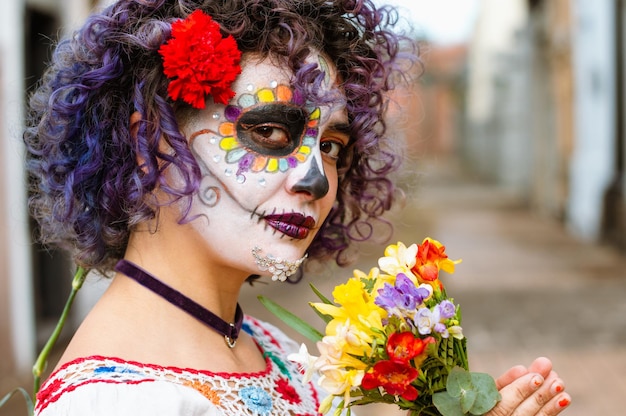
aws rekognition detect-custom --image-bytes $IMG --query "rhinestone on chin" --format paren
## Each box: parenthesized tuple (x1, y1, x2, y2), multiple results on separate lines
(251, 246, 307, 282)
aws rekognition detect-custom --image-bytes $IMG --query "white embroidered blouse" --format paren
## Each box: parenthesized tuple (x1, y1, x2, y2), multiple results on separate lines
(35, 316, 323, 415)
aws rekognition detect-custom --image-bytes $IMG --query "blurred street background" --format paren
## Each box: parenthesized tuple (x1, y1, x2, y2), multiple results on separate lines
(2, 0, 626, 415)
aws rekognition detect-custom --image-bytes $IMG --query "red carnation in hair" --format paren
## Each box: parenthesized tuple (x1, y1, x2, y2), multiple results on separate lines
(159, 10, 242, 108)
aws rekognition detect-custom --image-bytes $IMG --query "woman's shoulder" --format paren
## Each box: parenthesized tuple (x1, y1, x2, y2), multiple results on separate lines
(34, 356, 222, 415)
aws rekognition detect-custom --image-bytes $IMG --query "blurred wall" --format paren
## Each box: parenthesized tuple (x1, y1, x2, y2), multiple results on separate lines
(568, 0, 617, 240)
(1, 0, 34, 384)
(0, 0, 94, 394)
(464, 0, 530, 187)
(463, 0, 626, 250)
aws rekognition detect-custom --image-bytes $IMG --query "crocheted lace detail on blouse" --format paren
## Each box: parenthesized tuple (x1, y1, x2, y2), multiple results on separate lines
(35, 316, 320, 415)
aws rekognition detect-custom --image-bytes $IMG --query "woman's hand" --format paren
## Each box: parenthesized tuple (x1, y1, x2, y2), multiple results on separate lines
(485, 357, 571, 415)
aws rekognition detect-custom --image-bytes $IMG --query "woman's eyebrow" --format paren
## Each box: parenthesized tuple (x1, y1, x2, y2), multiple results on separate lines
(326, 122, 351, 136)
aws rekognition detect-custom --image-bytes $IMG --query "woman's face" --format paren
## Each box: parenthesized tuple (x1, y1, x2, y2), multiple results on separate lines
(179, 53, 349, 279)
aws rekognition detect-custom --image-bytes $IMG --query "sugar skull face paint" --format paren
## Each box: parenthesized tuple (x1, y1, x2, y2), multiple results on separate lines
(178, 53, 349, 279)
(217, 84, 320, 175)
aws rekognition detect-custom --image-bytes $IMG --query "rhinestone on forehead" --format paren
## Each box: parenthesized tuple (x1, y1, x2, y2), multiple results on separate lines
(215, 84, 319, 175)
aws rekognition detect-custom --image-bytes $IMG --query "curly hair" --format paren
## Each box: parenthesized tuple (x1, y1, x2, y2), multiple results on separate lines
(24, 0, 416, 271)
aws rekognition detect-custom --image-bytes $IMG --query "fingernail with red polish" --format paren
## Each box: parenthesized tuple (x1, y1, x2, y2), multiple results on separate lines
(551, 381, 564, 394)
(531, 375, 544, 388)
(558, 397, 570, 408)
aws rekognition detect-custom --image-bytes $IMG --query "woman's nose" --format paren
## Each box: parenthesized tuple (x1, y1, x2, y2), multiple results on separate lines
(290, 156, 329, 200)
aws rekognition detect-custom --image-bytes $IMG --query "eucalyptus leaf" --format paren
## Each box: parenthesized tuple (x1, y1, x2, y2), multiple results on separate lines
(432, 392, 465, 416)
(446, 366, 474, 398)
(257, 295, 323, 342)
(460, 389, 477, 414)
(468, 372, 501, 414)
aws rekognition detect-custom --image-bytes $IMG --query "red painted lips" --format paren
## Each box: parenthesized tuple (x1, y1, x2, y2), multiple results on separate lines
(264, 212, 316, 239)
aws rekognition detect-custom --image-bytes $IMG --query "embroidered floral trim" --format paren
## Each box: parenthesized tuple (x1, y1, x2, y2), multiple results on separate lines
(276, 378, 302, 405)
(239, 386, 273, 415)
(184, 380, 221, 405)
(159, 10, 242, 108)
(35, 317, 321, 416)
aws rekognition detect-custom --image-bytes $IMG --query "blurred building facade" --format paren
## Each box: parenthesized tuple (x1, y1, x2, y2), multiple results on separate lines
(462, 0, 626, 248)
(0, 0, 95, 396)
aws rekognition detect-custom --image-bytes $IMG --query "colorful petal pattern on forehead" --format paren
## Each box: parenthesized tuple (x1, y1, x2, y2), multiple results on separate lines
(215, 84, 319, 175)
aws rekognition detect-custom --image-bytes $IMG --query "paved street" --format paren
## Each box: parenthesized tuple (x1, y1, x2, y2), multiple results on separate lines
(244, 158, 626, 416)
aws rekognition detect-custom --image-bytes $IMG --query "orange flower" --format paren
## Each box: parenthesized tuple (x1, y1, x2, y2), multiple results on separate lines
(411, 238, 461, 283)
(386, 332, 429, 365)
(361, 360, 419, 401)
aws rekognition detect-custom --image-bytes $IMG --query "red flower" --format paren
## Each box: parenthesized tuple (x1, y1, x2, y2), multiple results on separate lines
(276, 378, 302, 405)
(158, 10, 242, 108)
(386, 332, 428, 365)
(361, 360, 419, 401)
(411, 239, 449, 281)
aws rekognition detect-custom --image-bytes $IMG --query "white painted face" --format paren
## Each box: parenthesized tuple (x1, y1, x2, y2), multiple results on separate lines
(179, 52, 350, 278)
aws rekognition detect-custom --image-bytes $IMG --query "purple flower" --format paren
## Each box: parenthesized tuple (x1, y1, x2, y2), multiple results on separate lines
(396, 274, 431, 305)
(434, 322, 447, 334)
(375, 274, 431, 317)
(376, 282, 402, 312)
(437, 300, 456, 319)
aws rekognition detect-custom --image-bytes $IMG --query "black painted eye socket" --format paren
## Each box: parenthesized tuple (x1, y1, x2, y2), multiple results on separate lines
(235, 104, 307, 157)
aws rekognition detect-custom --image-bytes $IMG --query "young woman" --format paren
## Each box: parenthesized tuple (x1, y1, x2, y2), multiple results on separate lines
(24, 0, 570, 414)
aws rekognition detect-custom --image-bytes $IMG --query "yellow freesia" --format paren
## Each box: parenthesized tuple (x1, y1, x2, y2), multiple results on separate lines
(332, 277, 372, 314)
(311, 277, 385, 333)
(326, 319, 371, 354)
(318, 367, 364, 407)
(316, 337, 368, 371)
(353, 266, 397, 296)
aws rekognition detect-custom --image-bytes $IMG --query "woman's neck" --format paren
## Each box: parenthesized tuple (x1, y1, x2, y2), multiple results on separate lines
(122, 218, 250, 324)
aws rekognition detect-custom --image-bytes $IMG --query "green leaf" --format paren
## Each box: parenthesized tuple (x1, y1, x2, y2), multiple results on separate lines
(468, 372, 501, 414)
(310, 283, 333, 304)
(257, 295, 323, 342)
(308, 284, 334, 324)
(460, 389, 477, 414)
(310, 303, 334, 324)
(433, 392, 465, 416)
(0, 388, 34, 416)
(446, 366, 473, 398)
(360, 277, 376, 292)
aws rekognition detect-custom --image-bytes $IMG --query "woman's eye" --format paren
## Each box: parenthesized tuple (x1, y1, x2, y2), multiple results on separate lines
(235, 104, 305, 157)
(320, 140, 345, 160)
(246, 124, 291, 150)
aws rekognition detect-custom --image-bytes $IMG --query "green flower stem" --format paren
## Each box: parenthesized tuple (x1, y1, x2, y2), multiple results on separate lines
(32, 267, 89, 401)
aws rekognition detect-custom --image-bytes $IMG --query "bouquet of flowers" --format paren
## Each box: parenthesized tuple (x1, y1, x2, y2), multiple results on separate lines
(260, 238, 500, 416)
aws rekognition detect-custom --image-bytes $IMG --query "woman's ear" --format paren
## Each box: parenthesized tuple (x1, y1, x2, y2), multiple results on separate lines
(130, 111, 148, 172)
(130, 111, 143, 140)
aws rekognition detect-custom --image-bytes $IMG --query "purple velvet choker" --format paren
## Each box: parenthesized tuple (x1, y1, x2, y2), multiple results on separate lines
(114, 259, 244, 348)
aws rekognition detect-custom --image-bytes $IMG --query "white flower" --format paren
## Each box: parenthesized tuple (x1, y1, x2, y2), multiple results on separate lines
(448, 325, 464, 340)
(416, 307, 439, 335)
(377, 242, 418, 276)
(287, 343, 319, 383)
